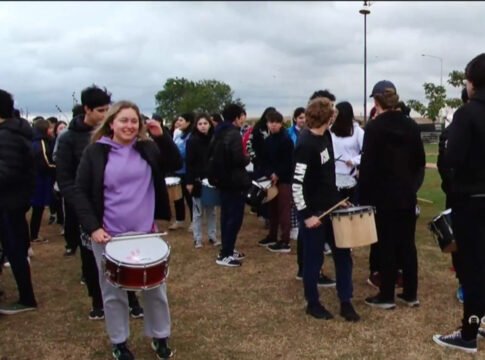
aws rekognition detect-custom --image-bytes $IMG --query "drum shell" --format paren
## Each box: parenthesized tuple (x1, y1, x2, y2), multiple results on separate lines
(330, 207, 378, 248)
(104, 257, 169, 290)
(428, 211, 456, 253)
(201, 184, 221, 207)
(165, 177, 182, 202)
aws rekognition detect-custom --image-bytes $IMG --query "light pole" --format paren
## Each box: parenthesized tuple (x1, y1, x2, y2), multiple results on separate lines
(360, 1, 371, 125)
(421, 53, 443, 87)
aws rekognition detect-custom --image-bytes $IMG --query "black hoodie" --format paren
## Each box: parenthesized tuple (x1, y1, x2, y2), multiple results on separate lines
(0, 117, 34, 209)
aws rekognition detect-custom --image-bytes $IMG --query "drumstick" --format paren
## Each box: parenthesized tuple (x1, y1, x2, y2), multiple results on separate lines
(417, 197, 434, 204)
(317, 197, 350, 220)
(110, 232, 168, 242)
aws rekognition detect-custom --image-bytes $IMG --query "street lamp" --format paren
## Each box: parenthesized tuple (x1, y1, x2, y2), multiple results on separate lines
(360, 1, 371, 125)
(421, 53, 443, 87)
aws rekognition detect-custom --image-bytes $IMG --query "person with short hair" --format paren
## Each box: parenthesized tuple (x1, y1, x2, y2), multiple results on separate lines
(360, 80, 425, 310)
(433, 53, 485, 354)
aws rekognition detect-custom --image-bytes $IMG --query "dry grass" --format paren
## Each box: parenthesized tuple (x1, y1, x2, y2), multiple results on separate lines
(0, 171, 479, 360)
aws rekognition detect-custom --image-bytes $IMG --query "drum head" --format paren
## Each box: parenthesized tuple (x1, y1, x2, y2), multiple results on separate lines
(332, 205, 374, 216)
(262, 186, 279, 203)
(106, 237, 169, 265)
(165, 177, 181, 186)
(258, 180, 272, 189)
(202, 178, 214, 188)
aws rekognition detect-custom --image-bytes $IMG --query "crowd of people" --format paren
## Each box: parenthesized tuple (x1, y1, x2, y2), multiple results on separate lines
(0, 52, 484, 358)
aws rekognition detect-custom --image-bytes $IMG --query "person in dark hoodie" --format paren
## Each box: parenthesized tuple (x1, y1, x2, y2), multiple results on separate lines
(433, 53, 485, 354)
(74, 100, 181, 360)
(56, 85, 143, 320)
(258, 109, 294, 253)
(359, 80, 426, 310)
(207, 103, 250, 267)
(0, 89, 37, 315)
(186, 113, 220, 248)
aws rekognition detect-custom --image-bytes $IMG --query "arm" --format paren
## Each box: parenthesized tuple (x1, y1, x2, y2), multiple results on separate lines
(275, 137, 294, 180)
(150, 127, 183, 174)
(185, 137, 197, 185)
(358, 123, 378, 205)
(55, 132, 78, 204)
(351, 126, 365, 166)
(228, 130, 250, 168)
(446, 106, 470, 170)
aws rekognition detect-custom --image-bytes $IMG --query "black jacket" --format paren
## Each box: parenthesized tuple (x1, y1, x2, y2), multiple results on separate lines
(74, 135, 182, 235)
(247, 122, 269, 174)
(262, 129, 294, 184)
(32, 130, 55, 177)
(0, 117, 34, 210)
(446, 89, 485, 197)
(359, 110, 426, 210)
(186, 131, 212, 185)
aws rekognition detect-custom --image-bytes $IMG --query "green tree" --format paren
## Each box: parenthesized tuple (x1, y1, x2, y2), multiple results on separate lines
(154, 77, 245, 123)
(447, 70, 466, 88)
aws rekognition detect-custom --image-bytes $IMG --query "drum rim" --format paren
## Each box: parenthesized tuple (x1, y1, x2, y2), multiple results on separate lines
(105, 238, 171, 267)
(331, 205, 375, 215)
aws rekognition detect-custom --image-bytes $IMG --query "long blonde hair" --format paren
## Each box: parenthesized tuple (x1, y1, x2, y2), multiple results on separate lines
(91, 100, 148, 143)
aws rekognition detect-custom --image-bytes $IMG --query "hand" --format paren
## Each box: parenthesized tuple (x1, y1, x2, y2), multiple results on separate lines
(186, 184, 193, 194)
(341, 200, 353, 208)
(146, 119, 163, 137)
(270, 173, 279, 185)
(345, 160, 354, 167)
(91, 228, 112, 244)
(304, 216, 321, 229)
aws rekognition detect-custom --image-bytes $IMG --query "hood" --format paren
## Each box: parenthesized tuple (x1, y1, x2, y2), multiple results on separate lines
(0, 117, 33, 140)
(97, 135, 136, 150)
(68, 114, 94, 133)
(373, 110, 414, 145)
(214, 121, 235, 135)
(472, 88, 485, 104)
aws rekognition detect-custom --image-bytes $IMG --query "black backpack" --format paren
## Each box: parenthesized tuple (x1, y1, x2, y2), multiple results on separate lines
(207, 135, 230, 188)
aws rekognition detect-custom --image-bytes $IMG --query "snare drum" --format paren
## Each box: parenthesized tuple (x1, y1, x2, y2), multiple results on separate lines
(165, 176, 182, 202)
(201, 178, 221, 207)
(330, 206, 378, 248)
(428, 209, 456, 253)
(102, 233, 170, 290)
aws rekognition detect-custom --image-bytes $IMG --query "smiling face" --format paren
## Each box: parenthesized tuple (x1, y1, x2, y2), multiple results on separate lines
(109, 107, 140, 145)
(176, 116, 190, 131)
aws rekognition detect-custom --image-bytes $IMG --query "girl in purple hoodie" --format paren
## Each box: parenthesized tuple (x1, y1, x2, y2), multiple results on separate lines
(74, 101, 182, 360)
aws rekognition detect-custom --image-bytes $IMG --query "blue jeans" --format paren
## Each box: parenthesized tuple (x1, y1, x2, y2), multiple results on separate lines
(220, 191, 246, 257)
(299, 216, 353, 306)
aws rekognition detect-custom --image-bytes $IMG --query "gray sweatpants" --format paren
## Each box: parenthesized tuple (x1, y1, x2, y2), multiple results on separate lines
(92, 241, 171, 345)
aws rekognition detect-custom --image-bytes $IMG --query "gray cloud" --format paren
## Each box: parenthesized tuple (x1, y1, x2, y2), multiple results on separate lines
(1, 1, 483, 120)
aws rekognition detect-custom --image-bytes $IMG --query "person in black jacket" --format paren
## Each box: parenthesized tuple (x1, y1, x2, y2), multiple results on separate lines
(209, 104, 250, 267)
(433, 53, 485, 354)
(75, 100, 180, 360)
(186, 113, 220, 248)
(360, 80, 426, 310)
(0, 89, 37, 315)
(258, 109, 294, 253)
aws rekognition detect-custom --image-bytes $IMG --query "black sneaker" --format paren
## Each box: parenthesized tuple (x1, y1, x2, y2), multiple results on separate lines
(396, 293, 420, 307)
(89, 308, 104, 320)
(258, 237, 276, 247)
(365, 295, 396, 310)
(433, 330, 477, 353)
(306, 303, 334, 320)
(48, 214, 57, 225)
(151, 338, 174, 359)
(112, 342, 135, 360)
(64, 248, 76, 257)
(232, 249, 245, 260)
(267, 242, 291, 253)
(340, 301, 360, 322)
(130, 305, 144, 319)
(318, 274, 336, 288)
(216, 255, 241, 267)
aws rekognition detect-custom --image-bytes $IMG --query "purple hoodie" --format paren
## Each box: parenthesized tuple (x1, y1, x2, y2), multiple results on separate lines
(97, 136, 155, 236)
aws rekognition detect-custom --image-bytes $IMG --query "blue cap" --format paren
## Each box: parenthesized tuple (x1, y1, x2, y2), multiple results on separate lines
(370, 80, 396, 97)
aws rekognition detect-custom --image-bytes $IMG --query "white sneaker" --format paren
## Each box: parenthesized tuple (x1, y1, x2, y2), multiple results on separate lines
(216, 255, 241, 267)
(28, 247, 34, 257)
(168, 221, 184, 230)
(323, 243, 332, 255)
(194, 242, 203, 249)
(290, 227, 299, 241)
(3, 262, 10, 268)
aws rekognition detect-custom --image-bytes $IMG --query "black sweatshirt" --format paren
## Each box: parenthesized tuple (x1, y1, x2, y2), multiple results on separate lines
(261, 129, 294, 184)
(292, 128, 340, 220)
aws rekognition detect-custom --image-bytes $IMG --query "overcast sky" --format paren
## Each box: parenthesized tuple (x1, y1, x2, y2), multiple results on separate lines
(1, 1, 483, 121)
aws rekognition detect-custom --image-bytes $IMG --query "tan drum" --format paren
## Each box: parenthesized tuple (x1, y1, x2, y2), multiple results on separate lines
(165, 176, 182, 202)
(329, 206, 378, 248)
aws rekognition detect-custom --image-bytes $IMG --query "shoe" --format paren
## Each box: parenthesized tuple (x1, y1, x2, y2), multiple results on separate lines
(232, 249, 245, 260)
(130, 306, 144, 319)
(0, 302, 37, 315)
(88, 308, 104, 320)
(168, 221, 184, 230)
(187, 222, 193, 233)
(396, 270, 403, 288)
(216, 255, 241, 267)
(367, 272, 380, 289)
(151, 338, 174, 359)
(323, 243, 332, 256)
(80, 276, 86, 285)
(258, 237, 276, 247)
(340, 301, 360, 322)
(477, 328, 485, 339)
(3, 261, 10, 268)
(290, 227, 299, 241)
(209, 238, 221, 247)
(396, 293, 420, 307)
(194, 241, 203, 249)
(28, 247, 34, 257)
(64, 248, 76, 257)
(31, 237, 49, 243)
(48, 214, 57, 225)
(60, 228, 65, 235)
(456, 286, 464, 304)
(295, 270, 303, 280)
(433, 330, 477, 353)
(365, 295, 396, 310)
(306, 303, 334, 320)
(112, 342, 135, 360)
(318, 274, 336, 288)
(267, 242, 291, 253)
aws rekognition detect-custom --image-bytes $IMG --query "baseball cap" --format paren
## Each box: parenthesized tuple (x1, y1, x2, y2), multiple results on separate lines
(370, 80, 396, 98)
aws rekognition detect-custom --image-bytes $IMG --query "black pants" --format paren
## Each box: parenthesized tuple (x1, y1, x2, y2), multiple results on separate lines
(174, 175, 193, 222)
(29, 205, 45, 240)
(219, 190, 245, 257)
(0, 207, 37, 306)
(64, 202, 80, 252)
(52, 192, 64, 225)
(375, 208, 417, 301)
(452, 197, 485, 340)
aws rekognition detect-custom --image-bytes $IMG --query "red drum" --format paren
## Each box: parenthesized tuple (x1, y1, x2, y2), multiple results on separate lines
(102, 233, 170, 290)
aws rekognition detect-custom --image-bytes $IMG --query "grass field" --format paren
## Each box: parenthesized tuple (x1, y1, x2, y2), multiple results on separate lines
(0, 153, 475, 360)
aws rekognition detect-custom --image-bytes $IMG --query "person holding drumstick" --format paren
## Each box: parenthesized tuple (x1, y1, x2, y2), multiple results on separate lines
(292, 97, 358, 321)
(74, 101, 181, 360)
